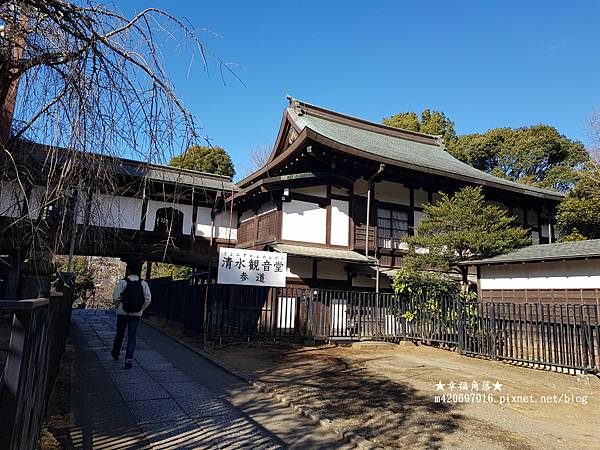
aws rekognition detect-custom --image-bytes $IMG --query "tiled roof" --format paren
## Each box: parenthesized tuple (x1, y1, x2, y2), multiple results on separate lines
(287, 99, 564, 201)
(144, 165, 238, 191)
(16, 140, 238, 192)
(465, 240, 600, 265)
(270, 243, 375, 264)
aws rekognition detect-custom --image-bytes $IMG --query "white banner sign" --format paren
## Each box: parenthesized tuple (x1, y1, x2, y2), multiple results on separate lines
(217, 248, 287, 287)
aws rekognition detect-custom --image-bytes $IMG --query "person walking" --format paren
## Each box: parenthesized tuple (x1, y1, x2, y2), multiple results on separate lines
(111, 260, 151, 369)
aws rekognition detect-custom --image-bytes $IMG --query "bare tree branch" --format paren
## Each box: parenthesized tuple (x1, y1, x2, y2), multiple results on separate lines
(0, 0, 240, 279)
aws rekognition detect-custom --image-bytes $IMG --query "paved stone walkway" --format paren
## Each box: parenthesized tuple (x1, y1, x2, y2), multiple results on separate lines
(70, 309, 353, 449)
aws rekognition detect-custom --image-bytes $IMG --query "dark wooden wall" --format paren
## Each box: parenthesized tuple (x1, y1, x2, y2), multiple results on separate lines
(481, 288, 600, 305)
(237, 210, 278, 248)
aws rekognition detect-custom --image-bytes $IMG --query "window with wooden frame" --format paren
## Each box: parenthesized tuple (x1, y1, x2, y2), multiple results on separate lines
(376, 207, 409, 249)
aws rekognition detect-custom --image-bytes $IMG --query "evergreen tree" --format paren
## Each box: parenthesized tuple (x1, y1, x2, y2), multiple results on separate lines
(404, 186, 531, 292)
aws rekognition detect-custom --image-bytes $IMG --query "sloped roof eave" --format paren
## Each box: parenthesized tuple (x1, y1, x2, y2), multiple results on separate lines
(270, 243, 376, 264)
(461, 240, 600, 265)
(303, 128, 564, 202)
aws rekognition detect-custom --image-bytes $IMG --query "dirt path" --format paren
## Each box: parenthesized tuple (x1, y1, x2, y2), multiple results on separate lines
(205, 340, 600, 449)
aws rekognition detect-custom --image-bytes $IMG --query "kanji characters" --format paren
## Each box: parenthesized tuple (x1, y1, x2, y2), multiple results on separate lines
(221, 256, 233, 269)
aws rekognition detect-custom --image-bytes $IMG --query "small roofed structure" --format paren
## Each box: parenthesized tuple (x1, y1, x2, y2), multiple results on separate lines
(465, 240, 600, 304)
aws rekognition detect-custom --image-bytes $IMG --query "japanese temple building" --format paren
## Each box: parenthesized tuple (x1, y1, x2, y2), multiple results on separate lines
(231, 97, 564, 290)
(0, 97, 566, 294)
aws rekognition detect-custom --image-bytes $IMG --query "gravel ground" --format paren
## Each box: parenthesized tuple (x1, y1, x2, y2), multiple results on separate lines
(204, 340, 600, 449)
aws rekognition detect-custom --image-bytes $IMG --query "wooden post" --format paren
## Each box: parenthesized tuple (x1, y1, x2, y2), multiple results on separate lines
(203, 208, 216, 345)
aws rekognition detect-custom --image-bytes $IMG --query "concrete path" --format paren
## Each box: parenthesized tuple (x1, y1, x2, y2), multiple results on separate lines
(70, 310, 354, 449)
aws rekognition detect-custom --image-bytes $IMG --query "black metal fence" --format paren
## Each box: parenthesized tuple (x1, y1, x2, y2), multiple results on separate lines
(459, 301, 600, 372)
(0, 292, 73, 450)
(147, 280, 600, 373)
(147, 280, 306, 340)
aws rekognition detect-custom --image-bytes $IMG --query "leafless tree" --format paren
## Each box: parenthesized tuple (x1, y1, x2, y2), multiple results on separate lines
(0, 1, 237, 296)
(588, 108, 600, 164)
(238, 143, 271, 180)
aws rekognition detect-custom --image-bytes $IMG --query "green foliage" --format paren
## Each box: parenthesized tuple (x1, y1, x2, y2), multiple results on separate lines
(405, 186, 531, 288)
(392, 268, 458, 301)
(66, 257, 95, 303)
(383, 109, 456, 142)
(149, 262, 193, 280)
(169, 145, 235, 178)
(383, 111, 420, 132)
(446, 125, 588, 192)
(392, 268, 458, 322)
(556, 169, 600, 240)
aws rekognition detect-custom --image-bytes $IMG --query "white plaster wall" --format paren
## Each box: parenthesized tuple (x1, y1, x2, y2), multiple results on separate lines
(414, 188, 429, 207)
(214, 210, 238, 240)
(513, 207, 525, 224)
(414, 210, 425, 230)
(352, 276, 376, 288)
(330, 199, 349, 246)
(527, 210, 538, 225)
(286, 256, 313, 279)
(480, 259, 600, 290)
(195, 206, 238, 240)
(351, 275, 392, 289)
(195, 206, 212, 237)
(291, 185, 327, 197)
(28, 185, 48, 220)
(541, 219, 550, 238)
(145, 200, 192, 234)
(74, 190, 88, 224)
(374, 181, 410, 205)
(331, 186, 349, 196)
(281, 200, 326, 243)
(317, 261, 347, 280)
(90, 193, 143, 230)
(0, 181, 24, 217)
(353, 177, 369, 196)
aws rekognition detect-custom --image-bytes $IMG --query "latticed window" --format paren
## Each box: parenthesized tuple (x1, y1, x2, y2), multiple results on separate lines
(377, 208, 409, 249)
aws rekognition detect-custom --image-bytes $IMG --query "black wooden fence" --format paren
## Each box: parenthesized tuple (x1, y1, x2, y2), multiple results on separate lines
(147, 280, 600, 373)
(0, 292, 73, 450)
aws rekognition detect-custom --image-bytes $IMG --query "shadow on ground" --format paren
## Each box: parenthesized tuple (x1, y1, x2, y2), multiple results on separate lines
(225, 346, 465, 449)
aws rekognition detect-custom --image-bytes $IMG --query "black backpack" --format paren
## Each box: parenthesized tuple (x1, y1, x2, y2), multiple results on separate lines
(121, 278, 146, 313)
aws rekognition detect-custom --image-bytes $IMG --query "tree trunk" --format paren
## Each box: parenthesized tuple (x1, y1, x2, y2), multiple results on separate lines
(0, 14, 27, 146)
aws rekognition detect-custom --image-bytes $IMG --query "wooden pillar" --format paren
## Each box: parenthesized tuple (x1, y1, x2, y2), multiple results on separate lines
(325, 185, 332, 246)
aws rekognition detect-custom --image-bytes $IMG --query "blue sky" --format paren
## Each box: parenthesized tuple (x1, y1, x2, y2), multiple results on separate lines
(119, 1, 600, 177)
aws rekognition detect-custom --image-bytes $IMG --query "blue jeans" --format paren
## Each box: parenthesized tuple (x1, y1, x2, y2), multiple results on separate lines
(112, 315, 140, 362)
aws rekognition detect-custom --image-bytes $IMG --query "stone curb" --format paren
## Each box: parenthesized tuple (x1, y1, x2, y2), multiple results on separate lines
(143, 319, 383, 450)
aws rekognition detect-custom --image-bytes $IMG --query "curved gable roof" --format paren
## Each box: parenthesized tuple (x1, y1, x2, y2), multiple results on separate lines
(286, 98, 563, 201)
